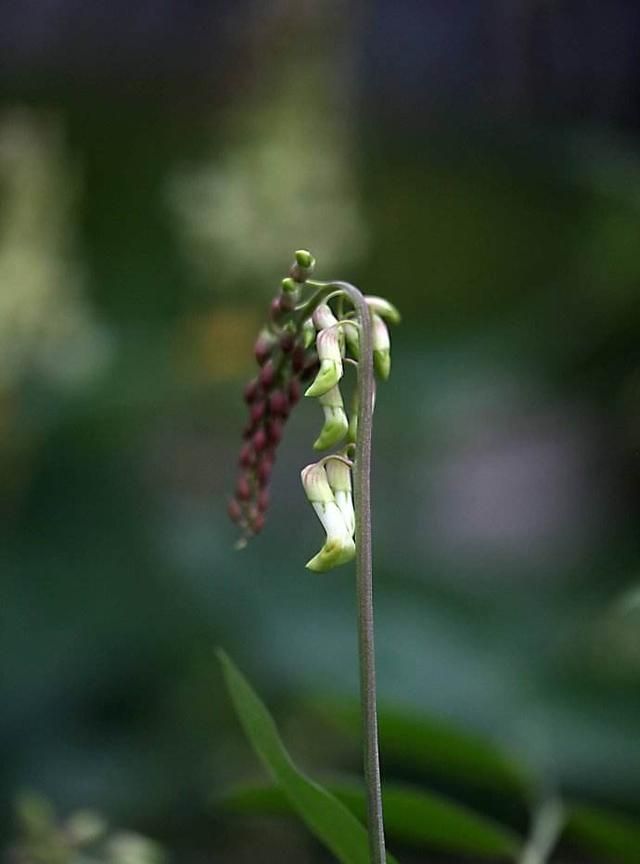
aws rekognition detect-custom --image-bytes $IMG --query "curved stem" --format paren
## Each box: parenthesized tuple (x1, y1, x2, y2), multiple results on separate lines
(327, 281, 386, 864)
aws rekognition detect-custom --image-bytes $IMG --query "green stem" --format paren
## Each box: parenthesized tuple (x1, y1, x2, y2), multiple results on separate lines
(326, 280, 386, 864)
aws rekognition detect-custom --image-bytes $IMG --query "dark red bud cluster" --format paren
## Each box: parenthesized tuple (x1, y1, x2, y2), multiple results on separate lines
(228, 296, 318, 540)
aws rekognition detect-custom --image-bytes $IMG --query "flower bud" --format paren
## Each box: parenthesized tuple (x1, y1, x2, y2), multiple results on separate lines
(279, 330, 295, 353)
(305, 328, 343, 397)
(365, 295, 401, 325)
(313, 384, 348, 450)
(372, 314, 391, 380)
(239, 442, 255, 468)
(259, 360, 276, 390)
(254, 329, 276, 366)
(312, 303, 338, 331)
(256, 458, 273, 486)
(291, 344, 306, 373)
(244, 378, 260, 403)
(252, 427, 267, 452)
(236, 476, 251, 501)
(288, 378, 301, 405)
(326, 458, 355, 537)
(266, 418, 283, 445)
(288, 249, 316, 283)
(250, 401, 265, 423)
(301, 462, 355, 572)
(269, 390, 289, 417)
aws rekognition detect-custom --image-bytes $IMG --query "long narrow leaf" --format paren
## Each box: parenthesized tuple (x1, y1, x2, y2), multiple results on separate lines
(217, 650, 399, 864)
(311, 699, 530, 795)
(565, 802, 640, 864)
(224, 778, 520, 859)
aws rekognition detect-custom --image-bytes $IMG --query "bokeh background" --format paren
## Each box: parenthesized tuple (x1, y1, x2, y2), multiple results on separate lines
(2, 1, 640, 861)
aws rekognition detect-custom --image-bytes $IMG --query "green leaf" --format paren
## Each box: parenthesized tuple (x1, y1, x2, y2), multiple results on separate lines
(224, 778, 520, 859)
(565, 802, 640, 864)
(311, 699, 530, 796)
(217, 650, 399, 864)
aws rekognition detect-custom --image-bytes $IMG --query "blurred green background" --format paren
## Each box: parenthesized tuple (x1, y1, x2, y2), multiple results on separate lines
(2, 2, 640, 861)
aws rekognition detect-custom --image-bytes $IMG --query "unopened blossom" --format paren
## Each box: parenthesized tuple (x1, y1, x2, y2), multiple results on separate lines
(312, 303, 339, 331)
(372, 313, 391, 380)
(364, 295, 401, 325)
(313, 384, 348, 450)
(325, 457, 355, 537)
(301, 462, 355, 571)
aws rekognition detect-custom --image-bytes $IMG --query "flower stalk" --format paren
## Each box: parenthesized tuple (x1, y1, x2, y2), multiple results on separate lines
(229, 253, 397, 863)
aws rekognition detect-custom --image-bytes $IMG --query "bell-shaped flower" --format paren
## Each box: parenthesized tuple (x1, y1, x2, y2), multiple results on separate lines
(305, 326, 343, 397)
(301, 462, 355, 572)
(372, 314, 391, 380)
(326, 457, 355, 537)
(365, 295, 401, 325)
(313, 384, 348, 450)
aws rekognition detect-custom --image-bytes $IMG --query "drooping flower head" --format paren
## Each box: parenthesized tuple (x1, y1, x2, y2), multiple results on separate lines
(229, 250, 399, 568)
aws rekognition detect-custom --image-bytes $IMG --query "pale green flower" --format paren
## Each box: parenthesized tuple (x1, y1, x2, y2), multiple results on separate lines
(305, 326, 343, 397)
(301, 462, 355, 572)
(325, 457, 355, 537)
(314, 384, 349, 450)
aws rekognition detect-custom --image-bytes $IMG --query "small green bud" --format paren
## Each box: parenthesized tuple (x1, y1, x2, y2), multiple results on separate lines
(289, 249, 316, 283)
(281, 277, 298, 293)
(295, 249, 315, 269)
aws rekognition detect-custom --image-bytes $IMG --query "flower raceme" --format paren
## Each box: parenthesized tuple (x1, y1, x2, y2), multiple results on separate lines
(229, 251, 399, 569)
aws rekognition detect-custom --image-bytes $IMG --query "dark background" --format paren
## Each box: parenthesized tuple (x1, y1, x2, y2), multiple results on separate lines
(2, 2, 640, 861)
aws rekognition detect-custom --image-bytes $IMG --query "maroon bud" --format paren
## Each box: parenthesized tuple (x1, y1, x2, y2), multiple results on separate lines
(266, 419, 284, 445)
(244, 378, 260, 403)
(253, 427, 268, 453)
(259, 360, 276, 390)
(251, 512, 265, 534)
(279, 291, 295, 313)
(239, 443, 255, 468)
(256, 458, 273, 486)
(250, 400, 266, 423)
(236, 476, 251, 501)
(279, 331, 295, 353)
(228, 498, 242, 522)
(270, 296, 284, 322)
(254, 331, 275, 366)
(243, 421, 256, 440)
(291, 344, 305, 373)
(288, 378, 301, 405)
(269, 390, 289, 417)
(257, 488, 269, 512)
